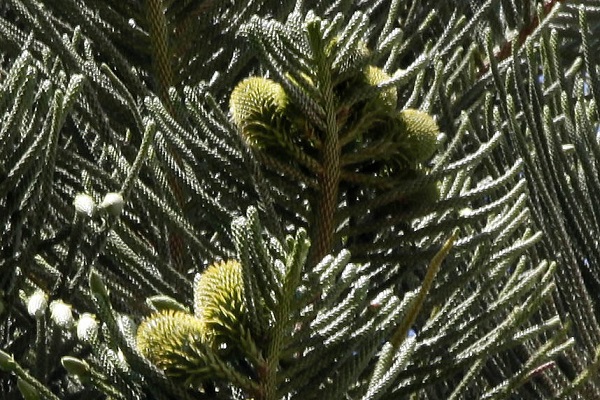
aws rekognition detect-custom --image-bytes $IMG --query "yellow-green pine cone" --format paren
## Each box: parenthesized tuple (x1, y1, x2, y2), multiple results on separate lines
(363, 66, 397, 113)
(194, 260, 246, 342)
(136, 310, 208, 380)
(229, 76, 288, 148)
(397, 109, 440, 163)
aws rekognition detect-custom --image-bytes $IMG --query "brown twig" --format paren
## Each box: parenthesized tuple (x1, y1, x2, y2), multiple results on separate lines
(479, 0, 568, 76)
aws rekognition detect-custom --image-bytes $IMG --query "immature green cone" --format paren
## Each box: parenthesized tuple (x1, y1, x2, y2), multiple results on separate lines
(397, 109, 440, 163)
(136, 310, 208, 380)
(194, 260, 246, 342)
(363, 66, 397, 113)
(17, 379, 40, 400)
(0, 349, 16, 372)
(229, 76, 288, 148)
(61, 356, 91, 381)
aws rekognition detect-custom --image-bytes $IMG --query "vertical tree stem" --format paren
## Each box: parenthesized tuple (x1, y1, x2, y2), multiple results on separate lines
(146, 0, 174, 103)
(308, 22, 341, 267)
(146, 0, 186, 269)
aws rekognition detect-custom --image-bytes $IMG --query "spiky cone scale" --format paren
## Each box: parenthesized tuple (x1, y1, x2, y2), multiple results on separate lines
(229, 76, 288, 149)
(363, 66, 397, 114)
(194, 260, 246, 344)
(136, 310, 209, 380)
(396, 109, 440, 164)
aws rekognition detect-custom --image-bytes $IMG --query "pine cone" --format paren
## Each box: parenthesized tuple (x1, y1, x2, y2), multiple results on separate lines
(396, 109, 440, 163)
(194, 260, 246, 343)
(136, 310, 208, 380)
(229, 77, 288, 148)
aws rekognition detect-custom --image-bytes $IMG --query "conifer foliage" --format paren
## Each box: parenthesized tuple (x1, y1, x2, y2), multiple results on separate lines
(2, 0, 600, 399)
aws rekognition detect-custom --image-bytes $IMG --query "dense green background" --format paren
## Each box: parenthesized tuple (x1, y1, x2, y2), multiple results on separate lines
(2, 1, 600, 399)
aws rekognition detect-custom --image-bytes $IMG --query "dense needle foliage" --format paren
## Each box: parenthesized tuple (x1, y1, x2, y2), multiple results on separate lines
(2, 0, 600, 399)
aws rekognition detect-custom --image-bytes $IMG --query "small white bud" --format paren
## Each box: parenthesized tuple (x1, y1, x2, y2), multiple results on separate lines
(17, 378, 40, 400)
(74, 193, 95, 218)
(61, 356, 91, 380)
(459, 207, 473, 217)
(0, 349, 16, 371)
(116, 348, 126, 364)
(50, 300, 74, 329)
(562, 144, 575, 154)
(27, 290, 48, 319)
(98, 192, 124, 217)
(77, 313, 98, 342)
